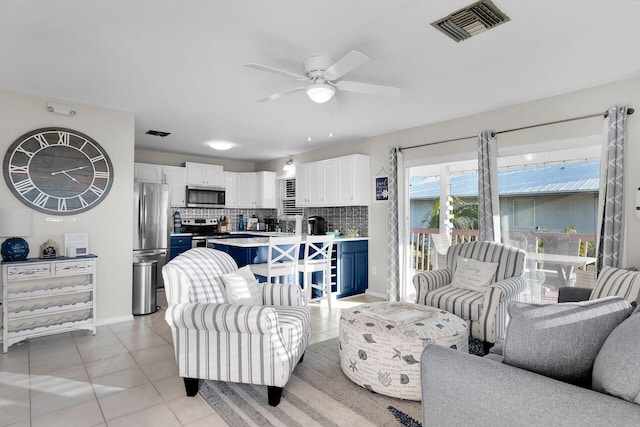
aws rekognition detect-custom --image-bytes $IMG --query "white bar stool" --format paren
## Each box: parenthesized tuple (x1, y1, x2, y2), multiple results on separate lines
(250, 235, 302, 285)
(298, 235, 334, 307)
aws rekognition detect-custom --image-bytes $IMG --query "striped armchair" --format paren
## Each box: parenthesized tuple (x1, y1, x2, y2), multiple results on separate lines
(413, 241, 526, 344)
(162, 248, 311, 406)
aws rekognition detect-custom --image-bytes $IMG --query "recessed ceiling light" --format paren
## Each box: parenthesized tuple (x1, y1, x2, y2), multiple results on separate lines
(206, 140, 234, 150)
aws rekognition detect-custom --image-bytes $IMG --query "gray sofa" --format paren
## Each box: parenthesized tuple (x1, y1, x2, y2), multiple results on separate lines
(420, 266, 640, 426)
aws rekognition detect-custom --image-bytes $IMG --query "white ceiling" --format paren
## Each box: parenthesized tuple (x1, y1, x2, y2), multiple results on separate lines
(2, 0, 640, 162)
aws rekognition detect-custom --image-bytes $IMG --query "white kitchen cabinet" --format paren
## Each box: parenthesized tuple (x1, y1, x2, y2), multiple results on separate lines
(323, 158, 340, 206)
(235, 172, 276, 208)
(295, 154, 370, 207)
(295, 162, 323, 206)
(185, 162, 224, 187)
(295, 163, 310, 206)
(338, 154, 371, 206)
(162, 166, 187, 207)
(224, 171, 238, 207)
(134, 163, 163, 183)
(1, 256, 97, 353)
(256, 171, 276, 209)
(236, 172, 256, 208)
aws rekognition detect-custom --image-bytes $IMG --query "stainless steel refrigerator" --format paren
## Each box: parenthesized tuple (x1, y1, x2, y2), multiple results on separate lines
(133, 182, 171, 289)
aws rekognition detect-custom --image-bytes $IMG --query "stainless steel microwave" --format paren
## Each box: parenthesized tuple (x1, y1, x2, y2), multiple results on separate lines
(186, 185, 226, 208)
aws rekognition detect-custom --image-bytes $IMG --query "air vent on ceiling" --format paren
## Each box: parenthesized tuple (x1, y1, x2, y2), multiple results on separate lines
(431, 0, 509, 42)
(146, 130, 171, 137)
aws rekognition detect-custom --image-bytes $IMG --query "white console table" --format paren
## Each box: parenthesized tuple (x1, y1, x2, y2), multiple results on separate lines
(1, 255, 97, 353)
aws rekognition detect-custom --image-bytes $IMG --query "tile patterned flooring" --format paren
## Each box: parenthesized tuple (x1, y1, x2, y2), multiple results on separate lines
(0, 290, 382, 426)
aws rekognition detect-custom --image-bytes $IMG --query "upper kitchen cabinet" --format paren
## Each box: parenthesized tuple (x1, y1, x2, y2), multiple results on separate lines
(185, 162, 224, 187)
(236, 171, 276, 209)
(134, 163, 186, 207)
(134, 162, 163, 183)
(163, 166, 187, 206)
(224, 171, 238, 207)
(296, 154, 370, 207)
(338, 154, 370, 206)
(296, 162, 324, 206)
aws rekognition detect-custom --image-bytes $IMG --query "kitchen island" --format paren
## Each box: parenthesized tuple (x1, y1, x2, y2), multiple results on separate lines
(208, 234, 369, 298)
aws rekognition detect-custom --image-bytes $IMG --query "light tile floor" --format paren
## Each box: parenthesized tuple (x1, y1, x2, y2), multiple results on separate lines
(0, 290, 382, 427)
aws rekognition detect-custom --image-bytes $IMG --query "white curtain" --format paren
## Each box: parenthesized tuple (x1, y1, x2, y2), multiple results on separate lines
(477, 131, 501, 242)
(597, 106, 628, 270)
(387, 146, 401, 301)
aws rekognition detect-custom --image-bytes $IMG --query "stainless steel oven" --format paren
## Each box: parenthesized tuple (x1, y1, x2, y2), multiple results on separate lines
(180, 218, 228, 248)
(191, 236, 208, 248)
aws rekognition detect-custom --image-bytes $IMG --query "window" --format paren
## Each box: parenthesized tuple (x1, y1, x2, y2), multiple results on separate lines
(512, 199, 535, 228)
(278, 178, 303, 217)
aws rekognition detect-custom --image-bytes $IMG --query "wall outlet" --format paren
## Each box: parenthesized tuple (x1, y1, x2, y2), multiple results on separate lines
(371, 266, 377, 275)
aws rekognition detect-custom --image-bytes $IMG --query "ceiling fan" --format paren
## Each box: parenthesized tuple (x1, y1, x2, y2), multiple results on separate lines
(246, 50, 401, 104)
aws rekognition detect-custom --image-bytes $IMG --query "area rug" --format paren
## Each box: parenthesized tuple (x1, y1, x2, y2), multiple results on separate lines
(199, 337, 423, 427)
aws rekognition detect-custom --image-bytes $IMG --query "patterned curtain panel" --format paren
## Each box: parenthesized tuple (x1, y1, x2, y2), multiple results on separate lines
(387, 146, 400, 302)
(597, 106, 628, 270)
(477, 131, 501, 242)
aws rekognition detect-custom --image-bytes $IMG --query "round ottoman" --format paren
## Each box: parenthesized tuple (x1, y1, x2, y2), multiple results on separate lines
(339, 302, 468, 400)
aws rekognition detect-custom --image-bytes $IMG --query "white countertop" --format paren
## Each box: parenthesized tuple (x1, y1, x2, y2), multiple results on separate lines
(208, 234, 369, 247)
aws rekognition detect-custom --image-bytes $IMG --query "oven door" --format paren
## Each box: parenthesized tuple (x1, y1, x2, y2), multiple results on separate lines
(191, 236, 208, 248)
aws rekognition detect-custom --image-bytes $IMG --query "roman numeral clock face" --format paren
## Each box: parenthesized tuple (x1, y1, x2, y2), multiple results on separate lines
(3, 128, 113, 215)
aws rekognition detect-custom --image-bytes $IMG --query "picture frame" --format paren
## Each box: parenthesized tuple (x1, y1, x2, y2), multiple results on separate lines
(64, 232, 89, 257)
(375, 175, 389, 203)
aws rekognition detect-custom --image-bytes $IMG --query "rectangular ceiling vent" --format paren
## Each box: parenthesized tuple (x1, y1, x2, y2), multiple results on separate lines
(146, 130, 171, 137)
(431, 0, 509, 42)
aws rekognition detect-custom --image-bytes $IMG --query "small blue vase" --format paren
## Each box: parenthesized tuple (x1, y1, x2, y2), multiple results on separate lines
(1, 237, 30, 261)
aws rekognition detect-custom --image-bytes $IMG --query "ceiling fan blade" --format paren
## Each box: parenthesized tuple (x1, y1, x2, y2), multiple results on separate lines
(256, 87, 306, 102)
(336, 80, 401, 97)
(323, 50, 370, 81)
(245, 63, 309, 82)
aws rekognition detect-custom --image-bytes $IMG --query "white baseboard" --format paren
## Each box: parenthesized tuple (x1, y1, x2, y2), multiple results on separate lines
(96, 315, 134, 327)
(365, 289, 387, 299)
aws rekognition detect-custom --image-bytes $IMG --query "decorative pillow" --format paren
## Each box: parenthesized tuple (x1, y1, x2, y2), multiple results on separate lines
(503, 297, 633, 386)
(221, 266, 262, 305)
(592, 311, 640, 403)
(590, 266, 640, 303)
(450, 257, 499, 292)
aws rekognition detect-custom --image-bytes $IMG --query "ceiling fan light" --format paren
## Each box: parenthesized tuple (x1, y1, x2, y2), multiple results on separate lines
(306, 83, 335, 103)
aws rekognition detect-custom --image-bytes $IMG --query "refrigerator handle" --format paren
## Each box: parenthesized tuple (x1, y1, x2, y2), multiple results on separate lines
(141, 193, 146, 243)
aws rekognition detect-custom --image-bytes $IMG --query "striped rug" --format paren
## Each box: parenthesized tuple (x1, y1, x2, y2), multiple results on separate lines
(199, 337, 423, 427)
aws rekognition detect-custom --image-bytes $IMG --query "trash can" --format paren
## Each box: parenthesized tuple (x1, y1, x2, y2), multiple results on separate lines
(132, 259, 158, 315)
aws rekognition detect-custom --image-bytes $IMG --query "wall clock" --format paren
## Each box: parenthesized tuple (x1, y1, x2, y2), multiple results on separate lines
(3, 127, 114, 215)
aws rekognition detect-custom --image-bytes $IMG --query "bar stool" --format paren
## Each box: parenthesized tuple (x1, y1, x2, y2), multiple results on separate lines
(250, 235, 302, 285)
(298, 235, 334, 307)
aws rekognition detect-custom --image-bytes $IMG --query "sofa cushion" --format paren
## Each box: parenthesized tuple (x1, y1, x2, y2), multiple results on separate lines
(590, 266, 640, 303)
(592, 311, 640, 403)
(451, 257, 499, 292)
(424, 285, 484, 321)
(503, 297, 633, 386)
(221, 266, 263, 305)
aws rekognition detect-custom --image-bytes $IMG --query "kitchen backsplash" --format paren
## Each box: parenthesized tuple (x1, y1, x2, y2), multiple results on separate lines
(172, 206, 369, 236)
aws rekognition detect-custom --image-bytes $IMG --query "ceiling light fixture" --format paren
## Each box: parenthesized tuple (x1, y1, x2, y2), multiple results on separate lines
(206, 140, 234, 150)
(283, 159, 294, 171)
(306, 83, 335, 104)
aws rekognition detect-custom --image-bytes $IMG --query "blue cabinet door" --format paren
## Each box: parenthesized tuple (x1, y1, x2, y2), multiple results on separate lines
(336, 240, 368, 298)
(170, 236, 191, 260)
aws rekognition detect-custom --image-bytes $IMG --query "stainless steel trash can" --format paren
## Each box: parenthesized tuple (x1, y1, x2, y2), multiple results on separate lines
(132, 259, 158, 315)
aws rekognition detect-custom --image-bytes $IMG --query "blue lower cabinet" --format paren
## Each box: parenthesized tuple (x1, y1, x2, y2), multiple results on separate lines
(170, 236, 191, 260)
(336, 240, 369, 298)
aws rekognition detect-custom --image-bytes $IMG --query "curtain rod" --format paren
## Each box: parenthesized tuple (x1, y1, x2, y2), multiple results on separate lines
(400, 107, 634, 152)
